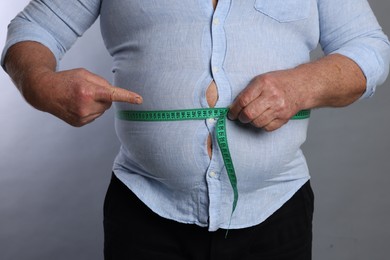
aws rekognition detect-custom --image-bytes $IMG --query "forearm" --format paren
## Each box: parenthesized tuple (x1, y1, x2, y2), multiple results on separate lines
(3, 41, 142, 127)
(229, 53, 368, 131)
(296, 54, 367, 110)
(4, 41, 57, 111)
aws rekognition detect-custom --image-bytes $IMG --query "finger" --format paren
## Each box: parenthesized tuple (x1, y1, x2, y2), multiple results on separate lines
(96, 86, 143, 104)
(250, 106, 292, 130)
(227, 101, 244, 121)
(84, 111, 105, 122)
(77, 69, 143, 104)
(250, 108, 275, 128)
(111, 87, 143, 104)
(237, 97, 270, 124)
(262, 119, 288, 132)
(228, 79, 263, 120)
(67, 111, 105, 127)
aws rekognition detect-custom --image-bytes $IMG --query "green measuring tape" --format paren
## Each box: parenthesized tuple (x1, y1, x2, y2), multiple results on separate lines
(117, 108, 310, 216)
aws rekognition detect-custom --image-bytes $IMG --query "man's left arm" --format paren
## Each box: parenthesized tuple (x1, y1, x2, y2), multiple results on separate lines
(229, 0, 390, 131)
(229, 54, 367, 131)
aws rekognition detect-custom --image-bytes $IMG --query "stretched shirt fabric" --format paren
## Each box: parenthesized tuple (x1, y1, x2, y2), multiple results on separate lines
(2, 0, 389, 231)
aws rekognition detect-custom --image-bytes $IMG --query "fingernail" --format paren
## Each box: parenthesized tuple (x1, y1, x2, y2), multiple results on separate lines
(135, 96, 143, 104)
(227, 106, 233, 120)
(227, 112, 233, 120)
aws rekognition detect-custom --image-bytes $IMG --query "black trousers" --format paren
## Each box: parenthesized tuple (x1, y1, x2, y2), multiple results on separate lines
(104, 173, 314, 260)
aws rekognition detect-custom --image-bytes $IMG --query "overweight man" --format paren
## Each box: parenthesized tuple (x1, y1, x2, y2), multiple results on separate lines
(2, 0, 389, 259)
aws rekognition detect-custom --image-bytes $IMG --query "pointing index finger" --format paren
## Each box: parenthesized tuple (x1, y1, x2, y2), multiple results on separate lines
(110, 86, 143, 104)
(97, 86, 143, 104)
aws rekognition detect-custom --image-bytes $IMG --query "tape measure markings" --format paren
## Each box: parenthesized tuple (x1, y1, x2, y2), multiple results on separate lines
(117, 108, 310, 216)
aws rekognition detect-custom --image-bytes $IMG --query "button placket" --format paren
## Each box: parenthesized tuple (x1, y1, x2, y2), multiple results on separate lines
(209, 1, 232, 108)
(206, 0, 233, 231)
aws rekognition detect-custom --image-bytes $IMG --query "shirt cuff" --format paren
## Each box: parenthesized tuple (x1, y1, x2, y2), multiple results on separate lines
(330, 42, 390, 100)
(1, 18, 64, 71)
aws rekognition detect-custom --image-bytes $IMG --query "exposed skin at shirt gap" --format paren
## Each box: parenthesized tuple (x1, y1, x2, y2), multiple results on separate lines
(206, 0, 219, 158)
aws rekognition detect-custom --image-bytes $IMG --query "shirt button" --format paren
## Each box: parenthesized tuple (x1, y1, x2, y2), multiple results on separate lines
(213, 18, 220, 25)
(212, 66, 219, 73)
(207, 118, 216, 124)
(209, 171, 217, 178)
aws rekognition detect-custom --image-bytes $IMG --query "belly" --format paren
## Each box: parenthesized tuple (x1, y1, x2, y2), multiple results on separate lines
(115, 114, 309, 192)
(115, 119, 210, 190)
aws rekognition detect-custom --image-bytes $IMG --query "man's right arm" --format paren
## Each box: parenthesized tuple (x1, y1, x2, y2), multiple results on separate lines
(4, 41, 142, 127)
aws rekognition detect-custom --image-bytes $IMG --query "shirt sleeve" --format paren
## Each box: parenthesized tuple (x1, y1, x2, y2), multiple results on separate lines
(318, 0, 390, 99)
(1, 0, 102, 70)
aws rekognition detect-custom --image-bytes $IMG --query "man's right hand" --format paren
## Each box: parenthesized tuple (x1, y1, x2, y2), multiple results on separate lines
(28, 68, 143, 127)
(4, 41, 143, 127)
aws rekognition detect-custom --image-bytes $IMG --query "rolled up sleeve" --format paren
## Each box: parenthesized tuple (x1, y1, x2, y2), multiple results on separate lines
(1, 0, 101, 70)
(319, 0, 390, 99)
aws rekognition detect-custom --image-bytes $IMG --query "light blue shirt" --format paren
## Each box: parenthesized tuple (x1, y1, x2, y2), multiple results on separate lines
(2, 0, 389, 231)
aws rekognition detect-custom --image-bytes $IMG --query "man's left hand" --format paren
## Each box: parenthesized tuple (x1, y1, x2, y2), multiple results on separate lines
(228, 70, 305, 132)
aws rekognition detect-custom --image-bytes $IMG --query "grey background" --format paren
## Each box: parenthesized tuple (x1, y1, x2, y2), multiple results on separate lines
(0, 1, 389, 259)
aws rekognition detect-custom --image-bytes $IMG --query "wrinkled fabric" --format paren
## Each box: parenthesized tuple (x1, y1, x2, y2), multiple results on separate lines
(2, 0, 389, 231)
